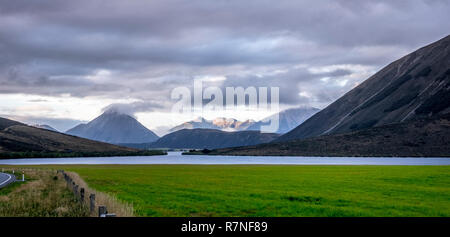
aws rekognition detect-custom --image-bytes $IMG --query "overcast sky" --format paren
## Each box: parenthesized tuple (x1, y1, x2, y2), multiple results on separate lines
(0, 0, 449, 134)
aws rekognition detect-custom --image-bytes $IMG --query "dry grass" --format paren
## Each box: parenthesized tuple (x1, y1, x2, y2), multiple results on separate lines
(0, 168, 89, 217)
(64, 171, 134, 217)
(0, 167, 134, 217)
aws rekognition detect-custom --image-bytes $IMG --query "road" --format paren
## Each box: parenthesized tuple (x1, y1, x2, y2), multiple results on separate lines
(0, 172, 16, 189)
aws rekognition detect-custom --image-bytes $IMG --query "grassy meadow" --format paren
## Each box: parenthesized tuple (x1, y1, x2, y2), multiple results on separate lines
(16, 164, 449, 217)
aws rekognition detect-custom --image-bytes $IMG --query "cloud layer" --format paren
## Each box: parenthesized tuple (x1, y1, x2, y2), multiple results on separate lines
(0, 0, 449, 128)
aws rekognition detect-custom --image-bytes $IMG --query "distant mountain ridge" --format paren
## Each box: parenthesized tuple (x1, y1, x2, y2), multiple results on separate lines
(246, 107, 319, 134)
(278, 35, 450, 142)
(168, 117, 255, 133)
(169, 106, 319, 134)
(66, 110, 159, 144)
(148, 129, 280, 149)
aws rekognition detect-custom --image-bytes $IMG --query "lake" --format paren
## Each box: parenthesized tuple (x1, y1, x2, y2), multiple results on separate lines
(0, 152, 449, 165)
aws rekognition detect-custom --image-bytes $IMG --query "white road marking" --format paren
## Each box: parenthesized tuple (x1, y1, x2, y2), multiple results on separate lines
(0, 173, 13, 186)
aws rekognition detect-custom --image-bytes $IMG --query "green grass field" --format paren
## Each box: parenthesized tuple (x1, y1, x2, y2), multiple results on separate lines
(17, 165, 450, 217)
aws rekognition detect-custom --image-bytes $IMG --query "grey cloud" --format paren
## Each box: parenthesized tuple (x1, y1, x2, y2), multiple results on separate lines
(0, 0, 448, 115)
(102, 101, 166, 116)
(220, 67, 355, 106)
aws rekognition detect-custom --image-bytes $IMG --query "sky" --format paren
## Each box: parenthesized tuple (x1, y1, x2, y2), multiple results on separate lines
(0, 0, 449, 135)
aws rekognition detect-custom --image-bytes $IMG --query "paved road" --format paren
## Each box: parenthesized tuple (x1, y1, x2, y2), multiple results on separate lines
(0, 172, 16, 189)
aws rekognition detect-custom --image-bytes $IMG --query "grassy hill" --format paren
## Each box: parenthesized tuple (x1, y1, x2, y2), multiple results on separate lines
(148, 128, 280, 149)
(0, 117, 24, 130)
(0, 117, 165, 158)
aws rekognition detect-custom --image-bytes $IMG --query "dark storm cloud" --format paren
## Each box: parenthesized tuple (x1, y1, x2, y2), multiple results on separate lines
(0, 0, 449, 111)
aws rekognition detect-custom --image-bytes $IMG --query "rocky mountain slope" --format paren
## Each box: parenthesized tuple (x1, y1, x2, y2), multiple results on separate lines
(278, 35, 450, 142)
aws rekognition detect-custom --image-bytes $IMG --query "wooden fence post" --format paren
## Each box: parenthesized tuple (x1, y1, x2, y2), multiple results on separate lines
(89, 194, 96, 213)
(62, 173, 115, 217)
(99, 206, 107, 217)
(80, 188, 85, 203)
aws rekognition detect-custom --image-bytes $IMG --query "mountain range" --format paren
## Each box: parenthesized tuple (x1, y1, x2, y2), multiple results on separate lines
(123, 106, 318, 149)
(168, 106, 319, 134)
(168, 117, 256, 133)
(66, 109, 159, 144)
(62, 106, 317, 149)
(191, 35, 450, 156)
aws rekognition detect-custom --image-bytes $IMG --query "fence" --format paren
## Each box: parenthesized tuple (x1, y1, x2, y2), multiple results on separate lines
(58, 170, 116, 217)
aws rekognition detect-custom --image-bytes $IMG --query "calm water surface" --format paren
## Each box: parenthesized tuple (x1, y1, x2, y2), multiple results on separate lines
(0, 152, 449, 165)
